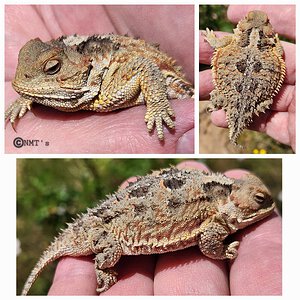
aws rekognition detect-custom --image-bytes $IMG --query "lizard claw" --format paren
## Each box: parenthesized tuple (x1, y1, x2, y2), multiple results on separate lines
(5, 98, 33, 125)
(95, 269, 118, 293)
(145, 106, 175, 140)
(225, 241, 240, 260)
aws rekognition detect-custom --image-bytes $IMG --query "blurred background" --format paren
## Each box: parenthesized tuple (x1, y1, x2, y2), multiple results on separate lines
(17, 158, 282, 294)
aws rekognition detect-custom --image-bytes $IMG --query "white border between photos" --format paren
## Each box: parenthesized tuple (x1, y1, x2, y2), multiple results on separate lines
(0, 0, 299, 299)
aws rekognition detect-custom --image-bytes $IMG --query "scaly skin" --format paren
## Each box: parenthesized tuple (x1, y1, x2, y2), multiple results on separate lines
(5, 34, 194, 140)
(21, 167, 274, 295)
(204, 11, 286, 145)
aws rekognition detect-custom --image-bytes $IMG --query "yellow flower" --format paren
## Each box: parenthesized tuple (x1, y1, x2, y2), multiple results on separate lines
(252, 148, 267, 154)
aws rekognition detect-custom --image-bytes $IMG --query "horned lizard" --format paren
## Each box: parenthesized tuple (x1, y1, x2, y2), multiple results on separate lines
(21, 167, 275, 295)
(5, 34, 193, 140)
(204, 10, 286, 145)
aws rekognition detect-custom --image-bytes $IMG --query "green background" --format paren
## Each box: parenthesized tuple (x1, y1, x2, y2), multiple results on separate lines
(17, 158, 282, 294)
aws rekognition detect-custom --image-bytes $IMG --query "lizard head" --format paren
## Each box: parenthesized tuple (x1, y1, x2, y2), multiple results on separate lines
(236, 10, 275, 37)
(220, 174, 275, 230)
(12, 38, 101, 111)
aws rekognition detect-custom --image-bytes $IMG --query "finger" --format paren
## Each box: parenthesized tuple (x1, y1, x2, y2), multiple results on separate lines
(210, 109, 294, 148)
(229, 213, 282, 295)
(199, 69, 213, 99)
(199, 31, 214, 65)
(102, 255, 155, 295)
(238, 110, 293, 147)
(210, 110, 227, 128)
(154, 247, 230, 295)
(271, 84, 295, 112)
(227, 5, 295, 40)
(48, 256, 97, 295)
(176, 160, 210, 172)
(119, 177, 138, 189)
(254, 111, 294, 148)
(176, 128, 194, 154)
(280, 41, 296, 85)
(224, 169, 250, 179)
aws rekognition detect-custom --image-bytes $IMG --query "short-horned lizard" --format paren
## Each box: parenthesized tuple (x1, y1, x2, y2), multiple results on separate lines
(5, 34, 193, 140)
(21, 167, 275, 295)
(204, 11, 286, 145)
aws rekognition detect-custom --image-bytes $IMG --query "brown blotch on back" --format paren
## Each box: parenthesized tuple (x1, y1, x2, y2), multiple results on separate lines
(202, 182, 232, 199)
(236, 59, 247, 73)
(167, 196, 182, 209)
(162, 178, 185, 190)
(129, 185, 150, 198)
(253, 61, 262, 72)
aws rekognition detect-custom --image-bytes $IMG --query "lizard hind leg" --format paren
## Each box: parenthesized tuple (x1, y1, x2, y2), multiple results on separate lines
(207, 89, 226, 113)
(163, 71, 194, 99)
(89, 228, 123, 293)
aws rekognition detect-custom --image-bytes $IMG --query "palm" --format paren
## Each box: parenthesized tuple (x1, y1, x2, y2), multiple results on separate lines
(5, 5, 194, 154)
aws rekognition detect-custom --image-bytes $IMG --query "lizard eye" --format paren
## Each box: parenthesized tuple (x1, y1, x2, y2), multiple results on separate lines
(254, 192, 265, 203)
(44, 59, 61, 75)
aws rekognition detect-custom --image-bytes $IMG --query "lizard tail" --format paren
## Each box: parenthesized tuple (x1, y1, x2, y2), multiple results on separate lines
(21, 230, 92, 295)
(21, 248, 64, 295)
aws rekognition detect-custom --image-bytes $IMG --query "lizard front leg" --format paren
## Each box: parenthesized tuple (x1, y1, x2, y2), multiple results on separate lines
(204, 29, 233, 49)
(198, 216, 239, 260)
(89, 57, 175, 140)
(5, 97, 33, 125)
(89, 228, 123, 293)
(139, 60, 175, 140)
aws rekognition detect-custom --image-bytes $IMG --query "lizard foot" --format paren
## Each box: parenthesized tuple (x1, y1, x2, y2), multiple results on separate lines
(5, 97, 33, 125)
(95, 268, 118, 293)
(145, 105, 175, 140)
(225, 241, 240, 260)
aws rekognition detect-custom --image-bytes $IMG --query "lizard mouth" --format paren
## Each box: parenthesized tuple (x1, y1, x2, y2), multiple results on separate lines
(12, 81, 92, 110)
(237, 202, 275, 228)
(12, 80, 85, 99)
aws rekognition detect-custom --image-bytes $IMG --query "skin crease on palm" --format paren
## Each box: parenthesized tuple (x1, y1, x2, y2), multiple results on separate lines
(200, 5, 295, 152)
(5, 5, 194, 154)
(45, 160, 282, 296)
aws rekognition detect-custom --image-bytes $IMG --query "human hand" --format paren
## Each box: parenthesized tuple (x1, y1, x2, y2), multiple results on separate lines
(200, 5, 295, 151)
(5, 5, 194, 154)
(48, 161, 281, 295)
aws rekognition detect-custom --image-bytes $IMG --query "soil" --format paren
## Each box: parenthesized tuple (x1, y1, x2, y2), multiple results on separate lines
(199, 101, 241, 154)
